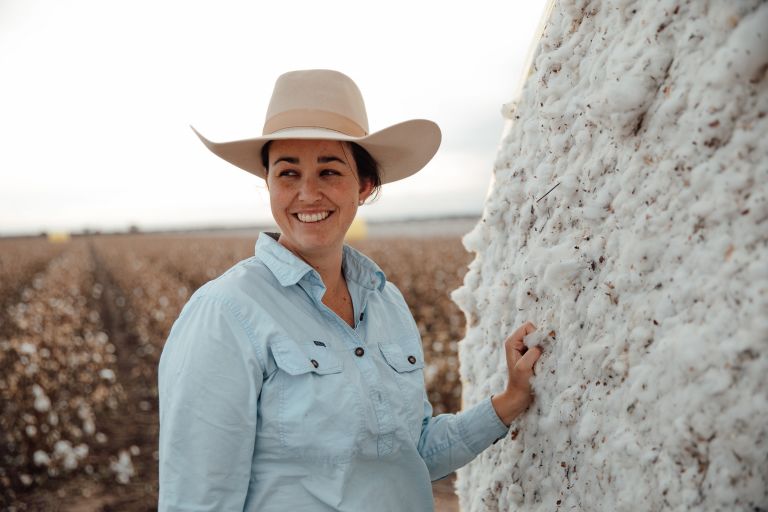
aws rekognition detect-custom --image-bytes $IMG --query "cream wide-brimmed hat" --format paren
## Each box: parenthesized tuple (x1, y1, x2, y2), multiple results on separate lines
(192, 69, 442, 184)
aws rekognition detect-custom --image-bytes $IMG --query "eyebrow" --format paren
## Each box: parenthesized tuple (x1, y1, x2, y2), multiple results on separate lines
(271, 155, 347, 166)
(318, 156, 345, 164)
(272, 156, 299, 165)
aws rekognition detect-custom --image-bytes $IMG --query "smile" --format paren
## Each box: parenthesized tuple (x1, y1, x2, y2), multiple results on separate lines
(295, 211, 332, 223)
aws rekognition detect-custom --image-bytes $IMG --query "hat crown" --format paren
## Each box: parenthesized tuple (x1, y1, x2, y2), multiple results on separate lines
(263, 69, 370, 137)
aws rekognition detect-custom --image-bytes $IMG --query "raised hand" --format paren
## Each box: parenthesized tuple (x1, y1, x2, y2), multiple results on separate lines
(491, 321, 542, 426)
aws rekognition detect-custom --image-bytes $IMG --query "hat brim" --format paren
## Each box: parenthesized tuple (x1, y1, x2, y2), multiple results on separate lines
(191, 119, 441, 184)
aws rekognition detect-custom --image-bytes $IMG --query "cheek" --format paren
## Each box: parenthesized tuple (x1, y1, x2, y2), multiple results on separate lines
(341, 184, 361, 206)
(267, 186, 290, 215)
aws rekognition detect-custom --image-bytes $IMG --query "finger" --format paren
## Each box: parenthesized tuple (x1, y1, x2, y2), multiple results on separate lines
(516, 345, 543, 371)
(505, 322, 535, 366)
(505, 335, 526, 352)
(510, 321, 537, 344)
(505, 336, 523, 366)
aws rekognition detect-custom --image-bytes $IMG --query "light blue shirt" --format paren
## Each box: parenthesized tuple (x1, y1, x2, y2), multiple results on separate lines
(158, 232, 509, 511)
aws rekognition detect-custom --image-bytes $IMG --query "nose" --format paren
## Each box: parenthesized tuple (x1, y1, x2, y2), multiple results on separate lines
(298, 175, 323, 202)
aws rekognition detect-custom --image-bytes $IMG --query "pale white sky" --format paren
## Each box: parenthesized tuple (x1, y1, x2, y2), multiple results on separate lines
(0, 0, 548, 235)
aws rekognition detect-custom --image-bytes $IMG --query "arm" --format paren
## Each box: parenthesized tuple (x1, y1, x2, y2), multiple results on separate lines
(158, 296, 263, 511)
(417, 394, 509, 481)
(417, 322, 542, 481)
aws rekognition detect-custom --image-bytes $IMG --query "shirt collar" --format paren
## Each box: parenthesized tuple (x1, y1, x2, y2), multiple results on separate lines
(255, 232, 386, 291)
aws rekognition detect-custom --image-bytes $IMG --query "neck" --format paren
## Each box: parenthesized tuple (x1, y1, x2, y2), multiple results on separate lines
(276, 236, 355, 327)
(278, 237, 345, 292)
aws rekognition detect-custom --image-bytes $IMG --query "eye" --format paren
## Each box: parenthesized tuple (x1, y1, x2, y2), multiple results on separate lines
(320, 169, 342, 176)
(277, 169, 298, 177)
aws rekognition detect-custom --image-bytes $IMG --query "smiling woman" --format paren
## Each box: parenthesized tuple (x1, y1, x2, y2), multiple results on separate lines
(157, 69, 543, 511)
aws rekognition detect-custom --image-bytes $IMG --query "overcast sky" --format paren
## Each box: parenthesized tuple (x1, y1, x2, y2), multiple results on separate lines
(0, 0, 548, 235)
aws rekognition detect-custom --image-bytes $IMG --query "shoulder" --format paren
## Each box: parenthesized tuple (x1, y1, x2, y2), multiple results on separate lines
(192, 255, 278, 305)
(162, 259, 273, 373)
(170, 256, 278, 346)
(379, 280, 411, 312)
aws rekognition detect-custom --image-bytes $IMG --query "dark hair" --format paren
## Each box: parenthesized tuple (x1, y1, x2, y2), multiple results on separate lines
(261, 141, 382, 202)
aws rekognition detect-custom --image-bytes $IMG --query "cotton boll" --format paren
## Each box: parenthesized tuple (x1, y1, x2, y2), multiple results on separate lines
(704, 2, 768, 86)
(506, 483, 524, 504)
(551, 386, 580, 425)
(99, 368, 116, 382)
(74, 444, 89, 459)
(33, 450, 50, 467)
(540, 259, 582, 292)
(461, 223, 486, 255)
(53, 440, 79, 471)
(83, 417, 95, 436)
(577, 204, 607, 223)
(31, 384, 51, 413)
(523, 329, 550, 351)
(110, 450, 135, 484)
(501, 100, 518, 120)
(558, 172, 579, 199)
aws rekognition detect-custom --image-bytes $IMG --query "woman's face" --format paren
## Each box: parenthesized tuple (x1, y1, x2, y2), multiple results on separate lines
(266, 139, 373, 260)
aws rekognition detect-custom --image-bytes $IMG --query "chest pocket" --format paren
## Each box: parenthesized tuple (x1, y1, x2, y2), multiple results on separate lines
(378, 341, 426, 443)
(271, 339, 343, 375)
(267, 338, 362, 462)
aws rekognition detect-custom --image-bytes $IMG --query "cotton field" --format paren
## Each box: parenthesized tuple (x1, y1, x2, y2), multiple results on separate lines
(0, 234, 471, 509)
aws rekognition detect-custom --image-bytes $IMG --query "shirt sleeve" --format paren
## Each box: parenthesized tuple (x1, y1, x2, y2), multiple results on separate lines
(158, 295, 264, 511)
(416, 392, 510, 481)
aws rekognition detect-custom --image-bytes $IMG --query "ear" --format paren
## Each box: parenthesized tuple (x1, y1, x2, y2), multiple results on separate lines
(358, 178, 374, 203)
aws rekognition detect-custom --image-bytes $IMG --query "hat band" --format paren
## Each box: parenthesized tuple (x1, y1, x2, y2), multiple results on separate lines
(263, 109, 368, 137)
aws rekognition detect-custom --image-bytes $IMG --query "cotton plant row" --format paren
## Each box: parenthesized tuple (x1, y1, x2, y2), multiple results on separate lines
(97, 235, 254, 291)
(90, 240, 192, 369)
(158, 237, 254, 291)
(455, 0, 767, 510)
(0, 238, 64, 307)
(0, 241, 121, 502)
(25, 241, 196, 508)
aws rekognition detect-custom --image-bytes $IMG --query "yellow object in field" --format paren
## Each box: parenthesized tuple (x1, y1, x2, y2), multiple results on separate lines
(345, 217, 367, 241)
(47, 232, 71, 243)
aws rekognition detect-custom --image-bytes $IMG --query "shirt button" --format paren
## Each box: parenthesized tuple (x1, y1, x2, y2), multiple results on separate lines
(310, 359, 319, 368)
(407, 355, 417, 364)
(354, 347, 365, 357)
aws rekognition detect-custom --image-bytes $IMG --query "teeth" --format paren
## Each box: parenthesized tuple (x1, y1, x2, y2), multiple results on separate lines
(296, 211, 331, 223)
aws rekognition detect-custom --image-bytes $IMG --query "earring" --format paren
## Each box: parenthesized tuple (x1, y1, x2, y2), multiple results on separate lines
(358, 200, 364, 206)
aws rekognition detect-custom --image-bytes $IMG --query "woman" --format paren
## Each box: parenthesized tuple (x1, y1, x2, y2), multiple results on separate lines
(158, 69, 541, 511)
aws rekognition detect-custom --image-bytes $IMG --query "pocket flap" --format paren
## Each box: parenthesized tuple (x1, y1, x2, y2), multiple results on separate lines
(378, 342, 424, 373)
(272, 338, 343, 376)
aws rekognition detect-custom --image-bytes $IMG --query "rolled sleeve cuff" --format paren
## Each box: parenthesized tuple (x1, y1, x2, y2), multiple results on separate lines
(457, 396, 510, 455)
